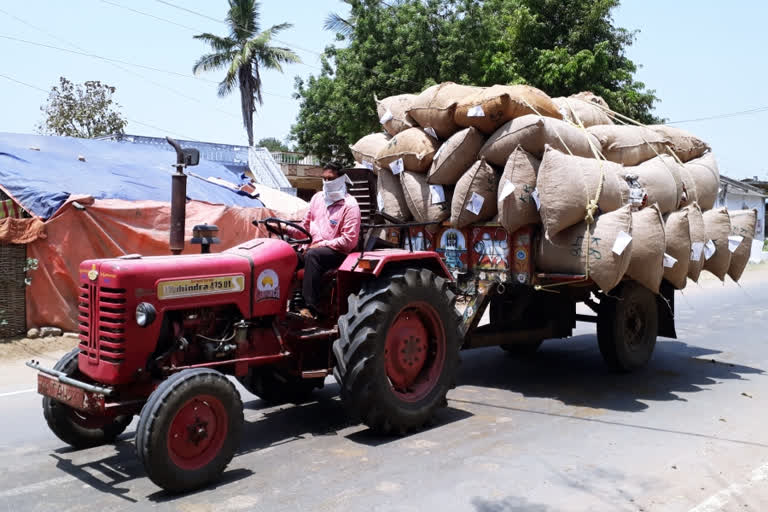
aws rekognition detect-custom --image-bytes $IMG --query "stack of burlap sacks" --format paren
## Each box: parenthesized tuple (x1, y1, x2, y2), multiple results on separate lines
(349, 83, 757, 293)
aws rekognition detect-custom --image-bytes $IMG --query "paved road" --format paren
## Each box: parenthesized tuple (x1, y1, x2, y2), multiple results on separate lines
(1, 272, 767, 512)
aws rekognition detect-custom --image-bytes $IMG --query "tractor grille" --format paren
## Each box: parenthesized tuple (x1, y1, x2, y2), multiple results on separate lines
(78, 284, 128, 365)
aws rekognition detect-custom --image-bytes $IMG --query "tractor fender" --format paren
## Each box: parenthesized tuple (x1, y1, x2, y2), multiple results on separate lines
(337, 250, 451, 280)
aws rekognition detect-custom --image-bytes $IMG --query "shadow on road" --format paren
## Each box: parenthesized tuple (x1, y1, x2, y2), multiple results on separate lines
(457, 334, 765, 413)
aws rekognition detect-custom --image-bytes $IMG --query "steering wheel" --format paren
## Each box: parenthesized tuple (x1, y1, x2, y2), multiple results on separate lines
(254, 217, 312, 245)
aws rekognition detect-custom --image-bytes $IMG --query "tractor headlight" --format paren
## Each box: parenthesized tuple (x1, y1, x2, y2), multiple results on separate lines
(136, 303, 157, 327)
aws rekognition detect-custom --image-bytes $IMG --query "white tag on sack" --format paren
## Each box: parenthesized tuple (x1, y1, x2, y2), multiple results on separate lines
(663, 253, 678, 268)
(362, 160, 374, 170)
(466, 192, 485, 215)
(691, 242, 704, 261)
(499, 180, 516, 201)
(728, 235, 744, 253)
(424, 126, 438, 139)
(703, 239, 716, 260)
(531, 189, 541, 211)
(379, 109, 394, 124)
(467, 105, 485, 117)
(389, 158, 404, 175)
(377, 191, 384, 210)
(612, 231, 632, 256)
(430, 184, 446, 204)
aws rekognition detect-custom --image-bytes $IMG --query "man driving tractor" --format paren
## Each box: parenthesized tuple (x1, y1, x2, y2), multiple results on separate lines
(292, 163, 361, 319)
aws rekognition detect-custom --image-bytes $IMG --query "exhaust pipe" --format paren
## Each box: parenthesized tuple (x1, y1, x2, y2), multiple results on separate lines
(166, 137, 199, 255)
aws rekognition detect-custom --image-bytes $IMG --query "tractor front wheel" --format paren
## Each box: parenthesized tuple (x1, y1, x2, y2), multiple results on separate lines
(333, 269, 461, 434)
(136, 369, 243, 493)
(43, 348, 132, 449)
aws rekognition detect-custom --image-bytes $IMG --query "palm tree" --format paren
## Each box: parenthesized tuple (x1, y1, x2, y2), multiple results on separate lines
(193, 0, 300, 146)
(323, 0, 357, 38)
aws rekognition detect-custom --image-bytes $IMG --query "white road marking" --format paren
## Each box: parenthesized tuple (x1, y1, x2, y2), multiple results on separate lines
(0, 475, 76, 498)
(0, 389, 34, 398)
(689, 461, 768, 512)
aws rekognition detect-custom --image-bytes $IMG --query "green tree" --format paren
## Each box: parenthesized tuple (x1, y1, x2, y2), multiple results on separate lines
(293, 0, 659, 163)
(257, 136, 290, 152)
(193, 0, 301, 146)
(38, 77, 127, 138)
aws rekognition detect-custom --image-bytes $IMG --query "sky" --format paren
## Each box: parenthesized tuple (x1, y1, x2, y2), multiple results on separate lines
(1, 1, 767, 180)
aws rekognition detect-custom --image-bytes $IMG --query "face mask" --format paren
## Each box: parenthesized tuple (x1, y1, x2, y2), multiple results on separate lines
(323, 175, 349, 206)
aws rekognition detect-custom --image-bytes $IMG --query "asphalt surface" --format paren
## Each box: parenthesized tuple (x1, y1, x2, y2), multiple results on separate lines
(1, 270, 767, 511)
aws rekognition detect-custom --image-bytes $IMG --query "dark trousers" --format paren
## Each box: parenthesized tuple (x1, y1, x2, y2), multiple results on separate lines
(297, 247, 346, 311)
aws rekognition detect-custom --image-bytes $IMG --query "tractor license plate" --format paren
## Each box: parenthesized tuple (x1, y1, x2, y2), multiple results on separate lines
(37, 374, 105, 414)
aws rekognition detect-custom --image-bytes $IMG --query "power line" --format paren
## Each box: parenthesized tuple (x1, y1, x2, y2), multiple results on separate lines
(666, 106, 768, 125)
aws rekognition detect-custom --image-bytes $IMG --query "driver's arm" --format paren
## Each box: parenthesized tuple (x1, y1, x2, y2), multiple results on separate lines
(283, 199, 313, 239)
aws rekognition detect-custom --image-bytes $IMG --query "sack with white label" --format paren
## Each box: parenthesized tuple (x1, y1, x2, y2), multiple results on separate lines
(702, 207, 732, 281)
(350, 132, 391, 170)
(536, 205, 633, 292)
(537, 147, 629, 239)
(375, 128, 439, 173)
(629, 155, 684, 214)
(376, 94, 416, 136)
(400, 171, 452, 225)
(684, 152, 719, 211)
(451, 159, 499, 228)
(662, 209, 691, 290)
(587, 125, 669, 166)
(497, 146, 541, 234)
(478, 114, 600, 166)
(626, 204, 666, 294)
(649, 125, 710, 163)
(377, 167, 412, 221)
(428, 127, 485, 185)
(407, 82, 482, 139)
(454, 85, 562, 135)
(686, 203, 707, 282)
(727, 209, 758, 282)
(553, 97, 614, 127)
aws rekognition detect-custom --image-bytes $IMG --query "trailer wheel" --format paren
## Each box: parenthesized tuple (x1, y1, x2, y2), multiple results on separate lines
(136, 369, 243, 493)
(597, 282, 658, 372)
(238, 368, 323, 405)
(500, 340, 544, 356)
(42, 348, 132, 449)
(333, 268, 461, 434)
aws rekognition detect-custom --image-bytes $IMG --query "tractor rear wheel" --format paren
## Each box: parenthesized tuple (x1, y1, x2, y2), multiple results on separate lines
(597, 282, 658, 372)
(43, 348, 132, 449)
(136, 369, 243, 493)
(333, 269, 461, 434)
(238, 367, 324, 405)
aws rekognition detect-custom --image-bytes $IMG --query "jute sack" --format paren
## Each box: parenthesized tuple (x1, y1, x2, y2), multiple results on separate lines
(553, 97, 614, 127)
(428, 127, 485, 185)
(451, 159, 499, 228)
(572, 91, 610, 108)
(587, 125, 669, 166)
(684, 152, 719, 211)
(377, 168, 412, 221)
(478, 114, 600, 166)
(497, 146, 541, 234)
(686, 203, 707, 282)
(376, 94, 416, 136)
(650, 125, 710, 162)
(350, 132, 391, 169)
(454, 84, 562, 135)
(626, 204, 666, 294)
(375, 128, 439, 173)
(728, 209, 758, 282)
(630, 155, 685, 213)
(663, 209, 691, 290)
(702, 207, 732, 281)
(400, 171, 452, 224)
(537, 147, 629, 239)
(678, 161, 699, 209)
(407, 82, 482, 139)
(537, 205, 633, 292)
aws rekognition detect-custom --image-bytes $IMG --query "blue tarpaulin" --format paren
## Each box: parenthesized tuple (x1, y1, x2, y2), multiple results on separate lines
(0, 132, 264, 219)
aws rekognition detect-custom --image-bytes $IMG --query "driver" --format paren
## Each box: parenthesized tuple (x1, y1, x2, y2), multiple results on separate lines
(292, 163, 361, 319)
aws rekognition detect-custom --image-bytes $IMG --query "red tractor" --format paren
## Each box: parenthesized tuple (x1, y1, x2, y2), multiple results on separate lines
(29, 140, 676, 493)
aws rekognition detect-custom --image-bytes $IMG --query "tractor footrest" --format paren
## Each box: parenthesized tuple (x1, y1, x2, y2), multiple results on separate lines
(296, 327, 339, 342)
(302, 369, 329, 379)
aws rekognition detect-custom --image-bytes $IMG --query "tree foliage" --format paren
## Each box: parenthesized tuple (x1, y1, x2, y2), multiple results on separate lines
(38, 77, 127, 138)
(292, 0, 659, 163)
(257, 136, 290, 152)
(193, 0, 301, 146)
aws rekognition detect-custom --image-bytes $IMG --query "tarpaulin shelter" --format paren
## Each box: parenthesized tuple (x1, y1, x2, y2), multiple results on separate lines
(0, 133, 307, 333)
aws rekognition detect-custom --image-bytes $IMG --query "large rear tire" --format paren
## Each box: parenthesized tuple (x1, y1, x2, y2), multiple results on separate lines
(135, 369, 243, 493)
(42, 348, 132, 449)
(333, 268, 461, 434)
(597, 282, 658, 372)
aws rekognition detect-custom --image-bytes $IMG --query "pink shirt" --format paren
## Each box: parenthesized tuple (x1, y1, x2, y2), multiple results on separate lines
(299, 193, 361, 254)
